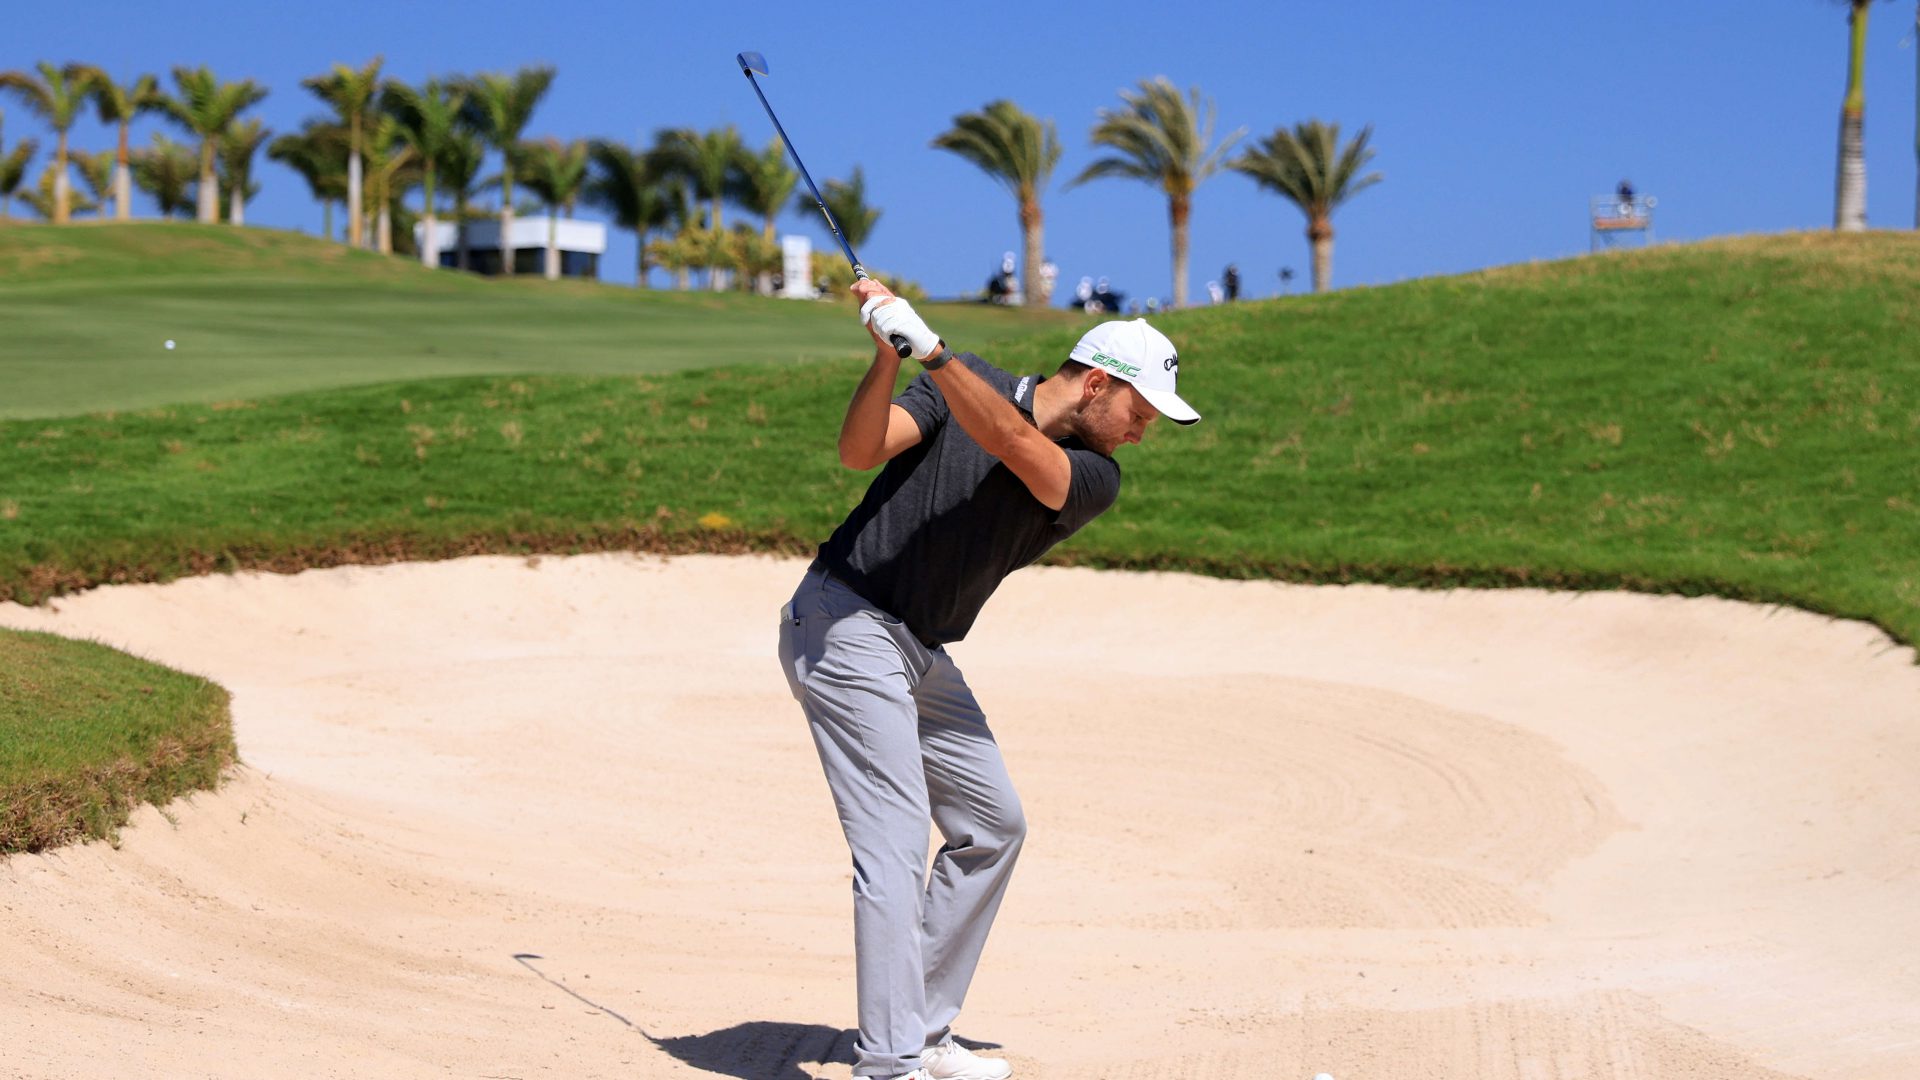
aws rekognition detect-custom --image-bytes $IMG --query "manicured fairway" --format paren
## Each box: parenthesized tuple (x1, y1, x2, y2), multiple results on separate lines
(0, 223, 1085, 419)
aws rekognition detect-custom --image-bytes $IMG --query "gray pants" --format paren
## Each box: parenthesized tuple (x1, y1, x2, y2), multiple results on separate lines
(778, 566, 1026, 1078)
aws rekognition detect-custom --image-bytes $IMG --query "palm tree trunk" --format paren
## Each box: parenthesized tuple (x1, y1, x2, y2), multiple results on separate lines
(1309, 218, 1334, 293)
(348, 115, 364, 247)
(421, 164, 439, 268)
(54, 130, 70, 224)
(1834, 0, 1870, 231)
(710, 197, 728, 290)
(1169, 193, 1190, 308)
(323, 200, 334, 241)
(545, 207, 559, 280)
(1020, 194, 1044, 307)
(375, 176, 392, 254)
(757, 214, 776, 295)
(230, 183, 244, 226)
(637, 234, 651, 289)
(196, 139, 218, 224)
(500, 172, 516, 275)
(115, 122, 132, 221)
(456, 195, 471, 270)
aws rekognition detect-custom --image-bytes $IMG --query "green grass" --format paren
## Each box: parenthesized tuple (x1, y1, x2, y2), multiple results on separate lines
(0, 629, 234, 854)
(0, 221, 1086, 419)
(4, 229, 1916, 647)
(3, 225, 1917, 851)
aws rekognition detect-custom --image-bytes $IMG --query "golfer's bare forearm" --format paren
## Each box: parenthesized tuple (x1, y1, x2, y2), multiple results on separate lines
(927, 360, 1069, 508)
(837, 346, 904, 469)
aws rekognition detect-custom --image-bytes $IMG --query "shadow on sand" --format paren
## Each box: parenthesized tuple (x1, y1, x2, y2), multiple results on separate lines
(512, 953, 856, 1078)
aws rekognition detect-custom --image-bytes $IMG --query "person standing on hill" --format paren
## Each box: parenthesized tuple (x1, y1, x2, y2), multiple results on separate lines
(776, 278, 1200, 1080)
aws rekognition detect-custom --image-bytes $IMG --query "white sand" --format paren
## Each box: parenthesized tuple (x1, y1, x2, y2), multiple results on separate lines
(2, 553, 1916, 1079)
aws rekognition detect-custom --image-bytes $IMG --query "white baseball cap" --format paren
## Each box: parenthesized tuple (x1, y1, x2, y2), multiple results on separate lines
(1067, 319, 1201, 425)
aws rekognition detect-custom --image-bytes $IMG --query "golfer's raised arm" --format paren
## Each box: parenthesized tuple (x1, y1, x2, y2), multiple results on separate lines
(836, 348, 922, 470)
(922, 360, 1070, 510)
(852, 278, 1071, 510)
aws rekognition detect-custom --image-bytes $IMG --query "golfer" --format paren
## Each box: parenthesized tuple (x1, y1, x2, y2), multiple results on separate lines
(776, 278, 1200, 1080)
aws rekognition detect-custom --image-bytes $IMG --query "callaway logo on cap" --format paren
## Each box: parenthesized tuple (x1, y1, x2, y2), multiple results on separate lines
(1067, 319, 1201, 425)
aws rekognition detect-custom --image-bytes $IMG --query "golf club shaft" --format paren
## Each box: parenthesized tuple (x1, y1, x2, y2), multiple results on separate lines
(738, 65, 910, 358)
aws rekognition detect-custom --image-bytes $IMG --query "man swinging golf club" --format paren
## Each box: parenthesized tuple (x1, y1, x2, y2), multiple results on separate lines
(776, 280, 1200, 1079)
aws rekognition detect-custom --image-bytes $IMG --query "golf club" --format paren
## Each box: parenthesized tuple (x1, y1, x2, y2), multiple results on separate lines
(736, 49, 911, 358)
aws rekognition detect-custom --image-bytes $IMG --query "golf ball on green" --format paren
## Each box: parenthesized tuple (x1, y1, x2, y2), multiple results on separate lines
(164, 340, 176, 350)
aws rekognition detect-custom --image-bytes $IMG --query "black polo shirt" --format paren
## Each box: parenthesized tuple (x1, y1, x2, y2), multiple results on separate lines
(815, 352, 1122, 646)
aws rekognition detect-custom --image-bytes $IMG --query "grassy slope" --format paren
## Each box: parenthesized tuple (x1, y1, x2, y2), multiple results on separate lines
(0, 222, 1085, 419)
(0, 629, 234, 853)
(2, 230, 1915, 650)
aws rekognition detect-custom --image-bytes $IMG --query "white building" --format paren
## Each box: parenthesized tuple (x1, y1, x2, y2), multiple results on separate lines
(416, 216, 608, 278)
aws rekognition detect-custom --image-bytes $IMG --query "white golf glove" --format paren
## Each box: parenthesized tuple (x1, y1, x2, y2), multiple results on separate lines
(860, 296, 942, 361)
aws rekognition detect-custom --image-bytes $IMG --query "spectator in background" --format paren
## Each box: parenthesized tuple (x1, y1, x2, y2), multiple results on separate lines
(1223, 263, 1240, 302)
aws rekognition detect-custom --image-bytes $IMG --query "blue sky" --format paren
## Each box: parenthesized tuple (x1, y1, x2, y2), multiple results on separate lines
(8, 1, 1920, 302)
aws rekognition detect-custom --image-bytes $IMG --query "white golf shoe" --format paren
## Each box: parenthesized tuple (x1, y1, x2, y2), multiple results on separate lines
(920, 1039, 1012, 1080)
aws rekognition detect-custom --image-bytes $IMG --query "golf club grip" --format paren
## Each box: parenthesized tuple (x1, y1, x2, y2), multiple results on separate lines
(851, 268, 912, 358)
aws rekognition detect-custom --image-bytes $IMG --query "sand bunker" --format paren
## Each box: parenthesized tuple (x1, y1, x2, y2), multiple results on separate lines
(2, 553, 1916, 1079)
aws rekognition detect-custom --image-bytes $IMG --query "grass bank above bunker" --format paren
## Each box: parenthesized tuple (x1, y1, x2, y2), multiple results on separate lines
(0, 628, 235, 855)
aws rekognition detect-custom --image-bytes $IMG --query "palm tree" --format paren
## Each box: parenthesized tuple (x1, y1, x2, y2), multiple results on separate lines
(805, 166, 881, 251)
(268, 121, 349, 239)
(658, 125, 747, 232)
(1832, 0, 1898, 230)
(439, 131, 486, 270)
(160, 65, 267, 224)
(384, 77, 466, 267)
(731, 136, 797, 293)
(933, 100, 1062, 306)
(1230, 120, 1381, 294)
(0, 133, 36, 219)
(218, 118, 270, 225)
(658, 125, 748, 288)
(132, 133, 197, 218)
(585, 139, 680, 288)
(74, 149, 115, 213)
(461, 65, 555, 275)
(74, 67, 161, 221)
(24, 162, 99, 219)
(1070, 77, 1243, 308)
(0, 63, 95, 223)
(363, 115, 416, 254)
(733, 136, 797, 242)
(1833, 0, 1881, 230)
(303, 57, 383, 247)
(517, 137, 589, 280)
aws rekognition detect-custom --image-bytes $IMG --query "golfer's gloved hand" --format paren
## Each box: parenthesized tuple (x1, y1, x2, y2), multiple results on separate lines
(860, 297, 942, 361)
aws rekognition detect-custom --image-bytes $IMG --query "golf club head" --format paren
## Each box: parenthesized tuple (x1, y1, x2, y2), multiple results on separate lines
(737, 51, 768, 76)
